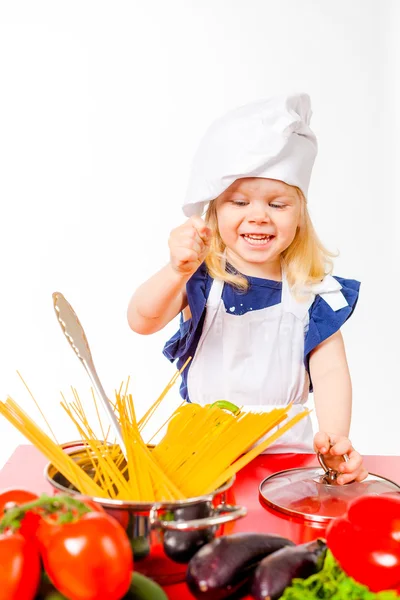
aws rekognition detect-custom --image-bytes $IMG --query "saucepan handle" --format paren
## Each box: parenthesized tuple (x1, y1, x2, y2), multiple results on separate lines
(150, 504, 247, 531)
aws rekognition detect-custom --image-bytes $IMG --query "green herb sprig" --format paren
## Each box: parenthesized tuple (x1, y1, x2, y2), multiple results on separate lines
(280, 551, 399, 599)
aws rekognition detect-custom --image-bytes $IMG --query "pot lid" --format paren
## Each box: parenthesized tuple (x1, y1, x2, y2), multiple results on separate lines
(259, 454, 400, 523)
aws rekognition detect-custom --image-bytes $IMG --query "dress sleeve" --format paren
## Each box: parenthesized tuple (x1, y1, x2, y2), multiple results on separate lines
(162, 263, 210, 362)
(304, 276, 360, 390)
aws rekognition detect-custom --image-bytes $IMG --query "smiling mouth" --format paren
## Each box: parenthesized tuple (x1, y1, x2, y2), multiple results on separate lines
(241, 233, 274, 246)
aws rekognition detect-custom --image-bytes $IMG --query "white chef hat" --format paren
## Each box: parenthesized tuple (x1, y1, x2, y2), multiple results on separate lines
(182, 93, 318, 217)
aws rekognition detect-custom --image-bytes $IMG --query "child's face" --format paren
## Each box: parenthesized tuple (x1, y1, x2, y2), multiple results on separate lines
(215, 177, 302, 270)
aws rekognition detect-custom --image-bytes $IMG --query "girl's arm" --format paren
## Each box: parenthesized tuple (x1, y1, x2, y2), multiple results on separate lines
(310, 330, 352, 436)
(127, 265, 190, 334)
(127, 216, 211, 335)
(310, 330, 368, 484)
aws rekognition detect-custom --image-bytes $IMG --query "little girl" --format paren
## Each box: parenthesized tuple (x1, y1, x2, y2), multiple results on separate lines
(128, 94, 367, 484)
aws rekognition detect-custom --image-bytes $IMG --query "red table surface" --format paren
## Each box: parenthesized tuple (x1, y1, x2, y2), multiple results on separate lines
(1, 447, 399, 600)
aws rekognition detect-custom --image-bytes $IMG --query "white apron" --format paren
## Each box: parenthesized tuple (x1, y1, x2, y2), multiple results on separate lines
(187, 271, 341, 453)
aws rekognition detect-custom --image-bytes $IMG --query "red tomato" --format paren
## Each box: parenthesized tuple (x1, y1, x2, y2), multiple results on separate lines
(37, 494, 105, 550)
(0, 489, 41, 542)
(0, 489, 38, 514)
(0, 531, 41, 600)
(41, 511, 133, 600)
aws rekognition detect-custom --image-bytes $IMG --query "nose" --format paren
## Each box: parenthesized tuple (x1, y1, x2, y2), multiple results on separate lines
(247, 206, 270, 224)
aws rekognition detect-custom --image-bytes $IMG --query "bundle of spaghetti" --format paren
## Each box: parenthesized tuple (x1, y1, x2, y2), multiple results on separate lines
(152, 403, 301, 497)
(0, 365, 310, 502)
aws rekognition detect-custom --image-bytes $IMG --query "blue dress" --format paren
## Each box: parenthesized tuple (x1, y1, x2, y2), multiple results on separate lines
(163, 263, 360, 402)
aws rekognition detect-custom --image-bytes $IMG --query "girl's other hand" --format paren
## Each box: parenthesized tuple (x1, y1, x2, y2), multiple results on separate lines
(169, 217, 212, 276)
(314, 432, 369, 485)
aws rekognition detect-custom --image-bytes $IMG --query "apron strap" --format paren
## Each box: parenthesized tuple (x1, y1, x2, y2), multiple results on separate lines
(281, 271, 315, 321)
(197, 277, 224, 345)
(207, 277, 224, 307)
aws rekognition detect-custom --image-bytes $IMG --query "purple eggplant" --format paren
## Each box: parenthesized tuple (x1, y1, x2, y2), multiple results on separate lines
(163, 502, 216, 564)
(251, 538, 327, 600)
(186, 532, 294, 599)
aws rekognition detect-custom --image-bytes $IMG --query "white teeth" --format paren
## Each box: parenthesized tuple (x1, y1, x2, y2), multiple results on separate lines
(243, 234, 272, 245)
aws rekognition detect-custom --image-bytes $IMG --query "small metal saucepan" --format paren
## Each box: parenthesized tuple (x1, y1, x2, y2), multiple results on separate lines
(44, 445, 247, 585)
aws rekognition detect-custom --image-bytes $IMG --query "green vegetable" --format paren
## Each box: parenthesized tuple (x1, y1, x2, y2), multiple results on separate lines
(123, 571, 168, 600)
(280, 551, 399, 599)
(210, 400, 240, 414)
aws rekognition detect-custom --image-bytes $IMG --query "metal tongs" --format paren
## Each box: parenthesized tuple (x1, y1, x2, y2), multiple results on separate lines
(52, 292, 127, 459)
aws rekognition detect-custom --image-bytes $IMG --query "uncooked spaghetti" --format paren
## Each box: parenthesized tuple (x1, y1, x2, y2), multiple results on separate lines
(0, 364, 309, 502)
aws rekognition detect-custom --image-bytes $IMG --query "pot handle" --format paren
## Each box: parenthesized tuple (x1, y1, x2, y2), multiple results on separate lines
(150, 504, 247, 531)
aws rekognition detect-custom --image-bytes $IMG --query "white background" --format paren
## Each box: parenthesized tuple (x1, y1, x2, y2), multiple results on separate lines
(0, 0, 399, 469)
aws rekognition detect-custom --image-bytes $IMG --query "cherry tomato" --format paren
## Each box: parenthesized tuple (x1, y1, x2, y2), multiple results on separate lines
(41, 511, 133, 600)
(0, 531, 41, 599)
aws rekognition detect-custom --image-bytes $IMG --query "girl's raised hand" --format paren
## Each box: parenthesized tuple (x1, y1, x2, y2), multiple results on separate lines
(169, 216, 212, 276)
(314, 432, 369, 485)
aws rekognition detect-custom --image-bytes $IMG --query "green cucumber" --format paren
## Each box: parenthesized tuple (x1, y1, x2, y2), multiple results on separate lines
(124, 571, 168, 600)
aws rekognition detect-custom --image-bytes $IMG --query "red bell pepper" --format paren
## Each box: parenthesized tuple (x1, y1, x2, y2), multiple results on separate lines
(326, 493, 400, 592)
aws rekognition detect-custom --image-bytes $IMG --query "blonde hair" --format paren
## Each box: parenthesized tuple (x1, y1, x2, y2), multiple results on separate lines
(204, 189, 336, 295)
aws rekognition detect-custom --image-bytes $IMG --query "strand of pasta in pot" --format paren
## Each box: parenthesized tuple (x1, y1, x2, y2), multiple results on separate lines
(137, 356, 191, 432)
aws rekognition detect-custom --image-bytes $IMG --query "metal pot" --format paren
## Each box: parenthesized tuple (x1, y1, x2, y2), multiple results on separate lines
(44, 446, 247, 585)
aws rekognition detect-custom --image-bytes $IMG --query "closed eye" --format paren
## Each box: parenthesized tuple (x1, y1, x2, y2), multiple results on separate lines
(269, 203, 286, 209)
(231, 200, 248, 207)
